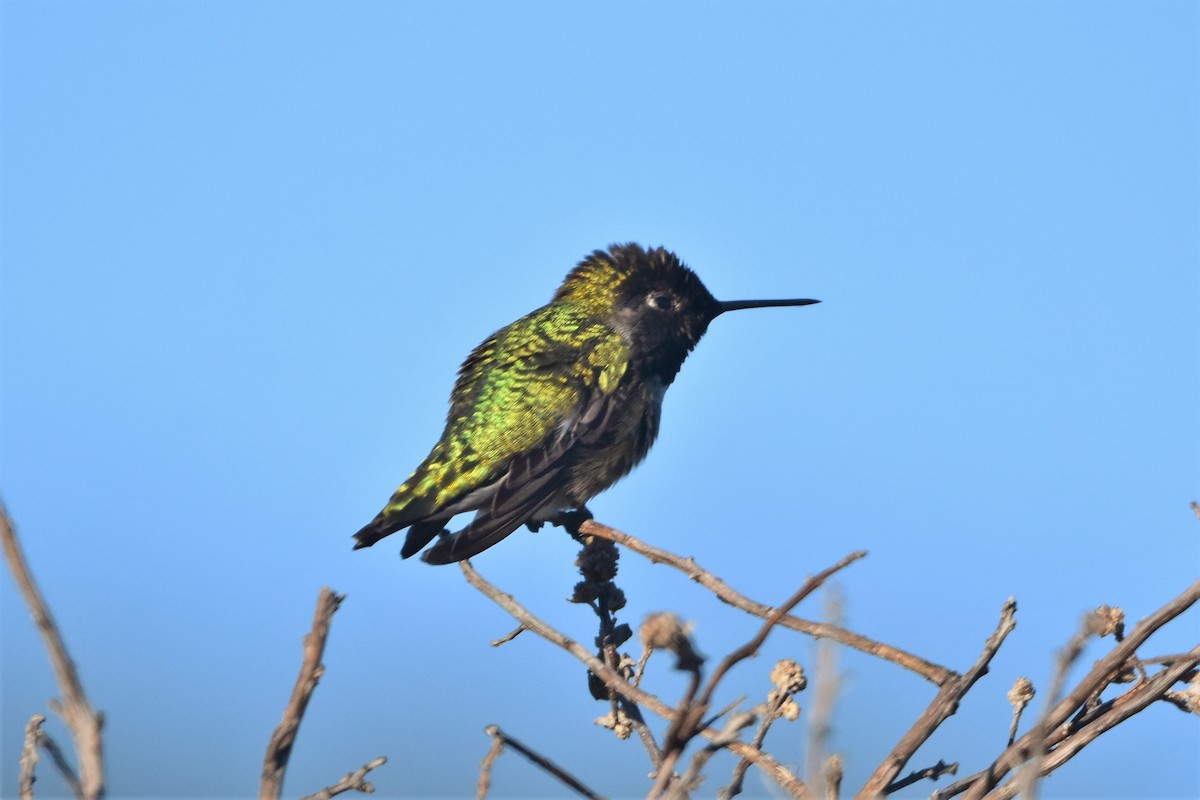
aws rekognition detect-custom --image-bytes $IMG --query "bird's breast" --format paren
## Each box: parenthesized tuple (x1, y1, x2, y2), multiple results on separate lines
(563, 374, 666, 504)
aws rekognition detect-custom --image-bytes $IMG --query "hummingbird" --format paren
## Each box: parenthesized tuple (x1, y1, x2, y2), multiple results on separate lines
(353, 243, 819, 564)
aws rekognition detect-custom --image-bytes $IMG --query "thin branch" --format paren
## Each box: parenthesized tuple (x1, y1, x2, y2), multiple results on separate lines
(720, 692, 792, 799)
(883, 759, 958, 794)
(654, 552, 865, 799)
(670, 711, 759, 799)
(20, 715, 45, 800)
(1, 499, 104, 799)
(806, 590, 842, 794)
(934, 579, 1200, 800)
(460, 558, 812, 799)
(1009, 649, 1200, 788)
(477, 730, 505, 800)
(37, 729, 83, 798)
(299, 756, 387, 800)
(857, 597, 1018, 798)
(983, 651, 1200, 800)
(699, 552, 865, 713)
(260, 587, 345, 800)
(490, 624, 526, 647)
(1014, 612, 1102, 800)
(478, 725, 605, 799)
(578, 520, 952, 685)
(824, 755, 845, 800)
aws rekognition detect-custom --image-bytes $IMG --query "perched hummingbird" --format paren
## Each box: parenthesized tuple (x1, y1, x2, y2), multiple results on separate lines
(353, 243, 818, 564)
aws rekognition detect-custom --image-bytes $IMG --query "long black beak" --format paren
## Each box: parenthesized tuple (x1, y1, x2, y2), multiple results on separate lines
(717, 298, 820, 315)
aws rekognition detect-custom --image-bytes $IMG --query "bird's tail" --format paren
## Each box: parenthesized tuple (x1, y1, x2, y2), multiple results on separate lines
(352, 513, 396, 550)
(352, 511, 451, 559)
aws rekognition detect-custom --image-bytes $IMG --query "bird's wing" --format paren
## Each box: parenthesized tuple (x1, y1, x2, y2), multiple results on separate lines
(355, 307, 630, 556)
(418, 369, 628, 564)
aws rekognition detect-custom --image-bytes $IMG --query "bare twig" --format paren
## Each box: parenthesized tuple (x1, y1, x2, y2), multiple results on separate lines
(935, 579, 1200, 800)
(653, 552, 864, 799)
(478, 725, 605, 799)
(670, 710, 759, 799)
(36, 729, 83, 797)
(20, 714, 45, 800)
(299, 756, 387, 800)
(1009, 649, 1200, 789)
(858, 597, 1018, 798)
(806, 589, 842, 794)
(976, 651, 1200, 800)
(1005, 678, 1035, 747)
(720, 665, 803, 800)
(884, 759, 957, 794)
(1015, 612, 1102, 800)
(490, 624, 527, 647)
(460, 558, 812, 798)
(825, 755, 845, 800)
(260, 587, 345, 800)
(1, 500, 104, 799)
(476, 729, 505, 800)
(578, 520, 951, 685)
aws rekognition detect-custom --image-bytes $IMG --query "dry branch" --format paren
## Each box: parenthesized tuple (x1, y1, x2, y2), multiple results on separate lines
(857, 597, 1018, 798)
(578, 520, 951, 685)
(299, 756, 388, 800)
(260, 587, 345, 800)
(477, 725, 605, 799)
(1, 500, 105, 799)
(805, 590, 842, 791)
(653, 551, 865, 798)
(933, 578, 1200, 800)
(459, 558, 812, 798)
(20, 714, 45, 800)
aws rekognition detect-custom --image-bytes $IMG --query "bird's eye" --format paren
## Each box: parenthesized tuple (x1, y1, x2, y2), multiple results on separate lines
(647, 292, 675, 311)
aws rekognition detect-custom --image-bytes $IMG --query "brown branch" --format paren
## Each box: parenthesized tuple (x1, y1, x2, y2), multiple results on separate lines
(884, 759, 958, 794)
(719, 689, 796, 799)
(857, 597, 1018, 798)
(20, 714, 44, 800)
(461, 559, 667, 712)
(476, 728, 505, 800)
(935, 578, 1200, 800)
(979, 650, 1200, 800)
(299, 756, 387, 800)
(260, 587, 345, 800)
(459, 558, 812, 798)
(578, 520, 952, 685)
(671, 710, 759, 799)
(653, 552, 864, 799)
(490, 624, 527, 647)
(1, 499, 104, 799)
(825, 754, 845, 800)
(478, 725, 605, 799)
(1013, 611, 1102, 799)
(37, 729, 83, 797)
(806, 590, 842, 788)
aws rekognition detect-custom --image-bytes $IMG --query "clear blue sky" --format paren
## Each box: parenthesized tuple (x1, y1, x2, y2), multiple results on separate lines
(2, 2, 1197, 798)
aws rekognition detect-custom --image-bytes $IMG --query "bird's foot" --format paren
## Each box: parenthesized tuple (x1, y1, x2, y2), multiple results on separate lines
(527, 507, 593, 537)
(553, 506, 594, 540)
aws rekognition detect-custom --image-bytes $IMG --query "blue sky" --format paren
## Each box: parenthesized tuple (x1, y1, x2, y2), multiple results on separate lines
(2, 2, 1197, 798)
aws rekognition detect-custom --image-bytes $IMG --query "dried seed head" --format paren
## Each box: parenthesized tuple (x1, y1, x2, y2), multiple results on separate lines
(770, 658, 808, 694)
(825, 754, 845, 785)
(779, 698, 801, 721)
(594, 709, 633, 740)
(1093, 605, 1126, 640)
(639, 612, 704, 672)
(1008, 676, 1035, 709)
(1183, 672, 1200, 716)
